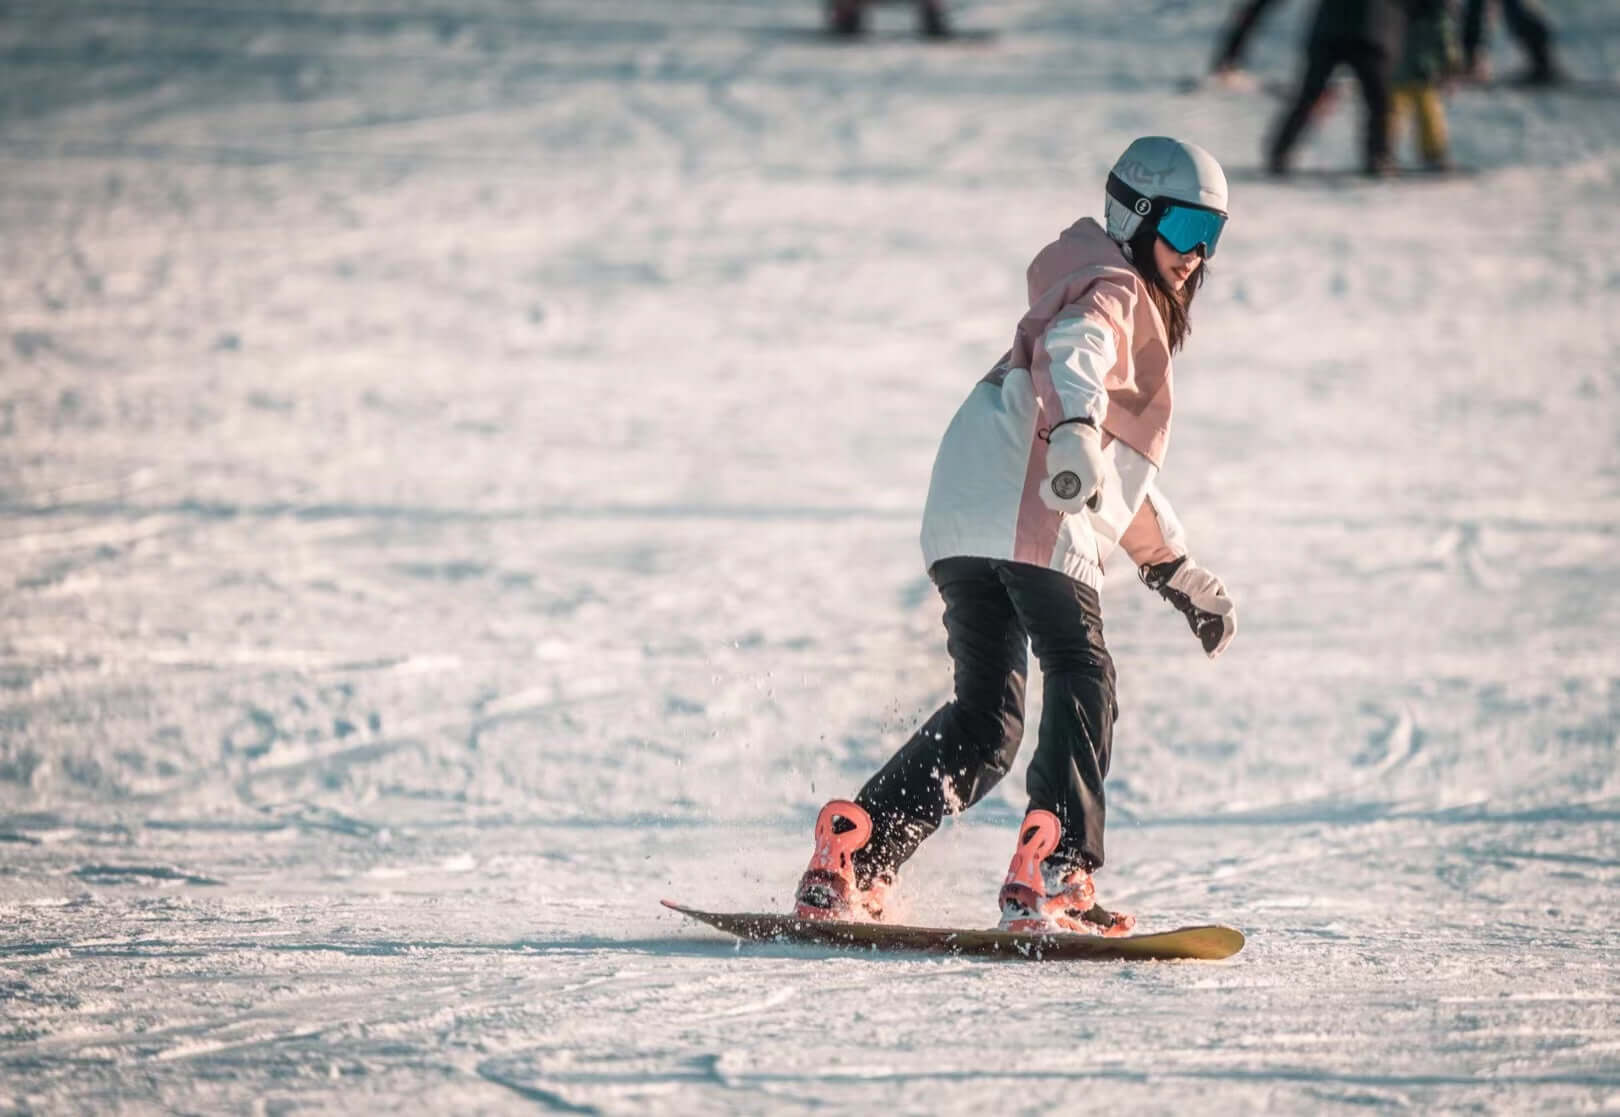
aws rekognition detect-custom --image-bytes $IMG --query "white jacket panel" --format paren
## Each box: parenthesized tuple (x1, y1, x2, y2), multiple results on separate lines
(919, 373, 1035, 574)
(919, 367, 1163, 589)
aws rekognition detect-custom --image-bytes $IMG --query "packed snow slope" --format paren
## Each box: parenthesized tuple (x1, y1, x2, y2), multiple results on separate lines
(3, 0, 1619, 1112)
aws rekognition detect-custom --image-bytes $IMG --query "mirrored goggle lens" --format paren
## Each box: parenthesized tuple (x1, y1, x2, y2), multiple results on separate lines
(1157, 204, 1226, 258)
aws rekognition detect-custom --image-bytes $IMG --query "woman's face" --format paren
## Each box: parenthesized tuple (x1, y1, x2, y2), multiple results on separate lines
(1153, 236, 1204, 291)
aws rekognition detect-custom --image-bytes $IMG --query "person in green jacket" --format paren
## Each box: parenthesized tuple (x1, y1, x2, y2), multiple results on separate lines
(1390, 0, 1461, 170)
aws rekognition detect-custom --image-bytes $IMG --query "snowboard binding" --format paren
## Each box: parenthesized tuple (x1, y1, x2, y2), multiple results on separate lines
(794, 800, 891, 922)
(998, 810, 1135, 936)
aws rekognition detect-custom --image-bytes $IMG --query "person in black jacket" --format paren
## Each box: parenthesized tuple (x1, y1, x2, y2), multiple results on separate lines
(1267, 0, 1408, 176)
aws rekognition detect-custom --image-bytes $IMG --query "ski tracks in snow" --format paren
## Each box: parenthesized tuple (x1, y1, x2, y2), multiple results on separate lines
(4, 0, 1620, 1112)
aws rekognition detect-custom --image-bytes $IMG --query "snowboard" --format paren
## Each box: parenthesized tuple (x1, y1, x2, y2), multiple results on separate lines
(1463, 76, 1620, 100)
(812, 0, 993, 42)
(771, 26, 996, 44)
(1224, 164, 1480, 186)
(662, 900, 1244, 961)
(1178, 71, 1620, 104)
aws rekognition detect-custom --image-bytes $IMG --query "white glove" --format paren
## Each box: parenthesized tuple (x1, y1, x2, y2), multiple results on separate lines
(1140, 556, 1236, 659)
(1038, 420, 1105, 514)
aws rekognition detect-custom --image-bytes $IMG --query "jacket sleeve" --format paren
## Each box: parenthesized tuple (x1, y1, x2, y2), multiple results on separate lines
(1038, 304, 1117, 426)
(1118, 482, 1188, 569)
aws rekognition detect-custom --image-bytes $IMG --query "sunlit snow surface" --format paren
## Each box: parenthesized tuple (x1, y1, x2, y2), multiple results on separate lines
(3, 0, 1620, 1111)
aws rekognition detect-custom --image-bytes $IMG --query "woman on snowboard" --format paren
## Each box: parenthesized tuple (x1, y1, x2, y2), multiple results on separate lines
(794, 136, 1238, 936)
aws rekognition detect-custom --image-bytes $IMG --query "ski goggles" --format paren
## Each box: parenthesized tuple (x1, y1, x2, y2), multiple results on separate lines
(1106, 173, 1228, 259)
(1154, 202, 1227, 259)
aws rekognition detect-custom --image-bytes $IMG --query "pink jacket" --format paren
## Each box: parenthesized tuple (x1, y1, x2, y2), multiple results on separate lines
(919, 218, 1186, 586)
(1019, 217, 1174, 468)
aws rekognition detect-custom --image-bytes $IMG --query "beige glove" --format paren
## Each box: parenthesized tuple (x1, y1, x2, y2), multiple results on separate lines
(1038, 420, 1105, 514)
(1140, 556, 1237, 659)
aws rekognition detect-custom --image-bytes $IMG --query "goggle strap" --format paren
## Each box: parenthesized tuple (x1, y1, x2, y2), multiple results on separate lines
(1107, 174, 1227, 258)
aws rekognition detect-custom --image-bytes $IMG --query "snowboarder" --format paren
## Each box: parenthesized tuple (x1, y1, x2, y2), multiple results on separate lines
(793, 137, 1238, 936)
(1266, 0, 1407, 176)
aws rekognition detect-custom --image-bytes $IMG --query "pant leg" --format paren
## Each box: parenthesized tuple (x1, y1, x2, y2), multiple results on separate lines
(994, 561, 1116, 872)
(1267, 39, 1342, 170)
(1388, 85, 1412, 160)
(853, 557, 1027, 884)
(1212, 0, 1287, 71)
(1345, 41, 1395, 171)
(1461, 0, 1490, 69)
(917, 0, 948, 37)
(1500, 0, 1555, 77)
(827, 0, 864, 35)
(1413, 85, 1450, 164)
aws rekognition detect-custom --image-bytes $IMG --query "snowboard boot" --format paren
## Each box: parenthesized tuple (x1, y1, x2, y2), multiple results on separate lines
(1209, 64, 1259, 92)
(996, 809, 1135, 936)
(794, 800, 892, 922)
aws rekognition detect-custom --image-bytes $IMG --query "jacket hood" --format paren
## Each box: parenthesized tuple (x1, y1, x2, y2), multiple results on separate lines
(1026, 217, 1132, 308)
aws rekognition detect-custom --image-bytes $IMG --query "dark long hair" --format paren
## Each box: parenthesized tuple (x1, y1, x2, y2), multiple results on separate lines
(1128, 223, 1204, 354)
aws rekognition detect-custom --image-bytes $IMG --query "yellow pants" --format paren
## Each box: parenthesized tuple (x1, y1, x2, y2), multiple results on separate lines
(1390, 83, 1450, 166)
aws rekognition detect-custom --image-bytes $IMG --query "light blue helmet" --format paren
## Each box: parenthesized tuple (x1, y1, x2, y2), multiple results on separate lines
(1104, 136, 1229, 247)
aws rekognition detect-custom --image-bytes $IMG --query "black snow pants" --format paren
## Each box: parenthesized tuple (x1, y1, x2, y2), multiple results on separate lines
(1268, 36, 1395, 173)
(851, 557, 1118, 885)
(1213, 0, 1291, 71)
(1462, 0, 1556, 79)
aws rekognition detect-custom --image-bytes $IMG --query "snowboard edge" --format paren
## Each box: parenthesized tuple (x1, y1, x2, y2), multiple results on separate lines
(662, 900, 1244, 961)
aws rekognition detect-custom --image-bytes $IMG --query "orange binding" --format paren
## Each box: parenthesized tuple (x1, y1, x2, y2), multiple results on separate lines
(997, 809, 1133, 936)
(793, 800, 888, 922)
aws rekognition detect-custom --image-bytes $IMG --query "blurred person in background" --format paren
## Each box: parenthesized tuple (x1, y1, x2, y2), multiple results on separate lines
(1210, 0, 1293, 87)
(827, 0, 950, 38)
(1267, 0, 1408, 176)
(791, 138, 1238, 937)
(1460, 0, 1562, 84)
(1390, 0, 1461, 171)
